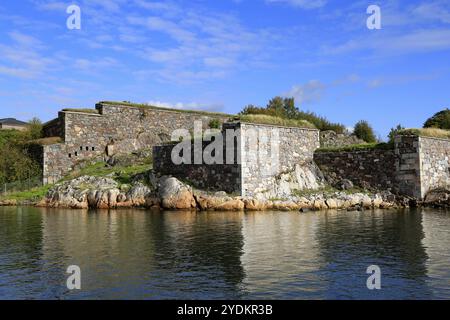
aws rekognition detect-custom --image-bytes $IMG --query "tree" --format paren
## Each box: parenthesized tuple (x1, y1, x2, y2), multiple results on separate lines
(27, 117, 43, 140)
(388, 124, 405, 143)
(423, 108, 450, 129)
(0, 118, 43, 185)
(354, 120, 377, 143)
(240, 96, 346, 133)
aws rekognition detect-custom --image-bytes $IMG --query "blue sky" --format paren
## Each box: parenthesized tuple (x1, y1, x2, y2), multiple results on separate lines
(0, 0, 449, 139)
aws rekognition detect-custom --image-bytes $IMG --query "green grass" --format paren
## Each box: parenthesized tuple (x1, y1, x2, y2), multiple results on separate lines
(64, 162, 152, 186)
(62, 108, 100, 114)
(316, 142, 394, 153)
(99, 101, 233, 117)
(398, 128, 450, 139)
(29, 137, 62, 145)
(0, 184, 52, 203)
(234, 114, 316, 129)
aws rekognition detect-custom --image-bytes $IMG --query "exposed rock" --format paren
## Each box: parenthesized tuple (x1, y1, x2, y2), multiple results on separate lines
(244, 199, 269, 211)
(214, 199, 245, 211)
(272, 200, 300, 211)
(336, 179, 354, 191)
(256, 161, 325, 200)
(424, 188, 450, 207)
(127, 183, 152, 206)
(33, 174, 403, 211)
(325, 198, 338, 209)
(158, 176, 196, 210)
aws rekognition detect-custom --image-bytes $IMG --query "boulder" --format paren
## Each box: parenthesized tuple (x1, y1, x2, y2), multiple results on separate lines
(127, 183, 152, 206)
(336, 179, 354, 191)
(244, 199, 269, 211)
(158, 176, 196, 210)
(325, 198, 338, 209)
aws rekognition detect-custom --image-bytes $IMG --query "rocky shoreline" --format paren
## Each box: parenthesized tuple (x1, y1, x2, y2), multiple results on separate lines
(2, 173, 448, 211)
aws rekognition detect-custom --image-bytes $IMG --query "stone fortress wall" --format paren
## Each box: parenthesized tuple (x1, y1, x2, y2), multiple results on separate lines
(41, 102, 229, 184)
(315, 135, 450, 200)
(314, 149, 397, 192)
(418, 136, 450, 198)
(239, 122, 320, 197)
(40, 101, 449, 200)
(153, 122, 320, 197)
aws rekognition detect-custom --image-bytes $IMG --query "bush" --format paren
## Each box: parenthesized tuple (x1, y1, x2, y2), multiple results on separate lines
(398, 128, 450, 139)
(208, 119, 221, 129)
(0, 119, 43, 185)
(388, 124, 405, 143)
(236, 114, 316, 129)
(423, 109, 450, 129)
(354, 120, 377, 143)
(240, 96, 346, 133)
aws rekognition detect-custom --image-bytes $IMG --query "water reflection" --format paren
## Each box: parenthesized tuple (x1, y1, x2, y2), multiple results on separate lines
(0, 207, 449, 299)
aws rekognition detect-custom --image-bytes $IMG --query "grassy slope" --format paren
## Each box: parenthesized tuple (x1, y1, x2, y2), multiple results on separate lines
(0, 162, 152, 204)
(398, 128, 450, 139)
(235, 114, 316, 129)
(316, 142, 394, 153)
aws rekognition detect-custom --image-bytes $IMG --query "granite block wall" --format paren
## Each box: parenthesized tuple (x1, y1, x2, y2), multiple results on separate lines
(315, 135, 450, 199)
(153, 122, 320, 197)
(314, 149, 397, 192)
(394, 135, 422, 198)
(239, 123, 320, 197)
(41, 103, 229, 184)
(419, 136, 450, 198)
(153, 140, 241, 194)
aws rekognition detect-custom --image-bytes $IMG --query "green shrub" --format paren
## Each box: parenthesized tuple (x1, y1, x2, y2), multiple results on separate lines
(423, 109, 450, 129)
(398, 128, 450, 139)
(240, 96, 346, 133)
(208, 119, 221, 129)
(388, 124, 405, 143)
(0, 119, 44, 185)
(237, 114, 316, 129)
(354, 120, 377, 143)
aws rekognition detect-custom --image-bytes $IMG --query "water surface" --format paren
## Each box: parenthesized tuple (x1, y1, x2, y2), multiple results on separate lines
(0, 207, 449, 299)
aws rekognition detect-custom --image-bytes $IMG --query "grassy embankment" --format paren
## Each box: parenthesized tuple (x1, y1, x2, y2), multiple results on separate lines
(0, 160, 152, 204)
(235, 114, 316, 129)
(398, 128, 450, 139)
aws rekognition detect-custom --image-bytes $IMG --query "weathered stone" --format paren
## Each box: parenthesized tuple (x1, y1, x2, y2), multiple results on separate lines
(325, 198, 338, 209)
(158, 177, 196, 210)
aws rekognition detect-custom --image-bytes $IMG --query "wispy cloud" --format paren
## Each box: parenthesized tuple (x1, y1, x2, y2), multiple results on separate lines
(283, 80, 326, 104)
(147, 100, 224, 112)
(266, 0, 327, 9)
(0, 31, 54, 79)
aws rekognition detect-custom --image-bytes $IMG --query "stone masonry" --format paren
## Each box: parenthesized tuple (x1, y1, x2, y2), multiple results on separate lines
(315, 135, 450, 200)
(153, 122, 320, 197)
(314, 148, 397, 192)
(40, 101, 449, 200)
(41, 102, 229, 184)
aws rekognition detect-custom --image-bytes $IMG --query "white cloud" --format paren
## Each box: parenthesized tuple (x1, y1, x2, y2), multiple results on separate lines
(326, 29, 450, 56)
(147, 100, 224, 112)
(0, 31, 55, 79)
(412, 1, 450, 24)
(266, 0, 327, 9)
(284, 80, 326, 104)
